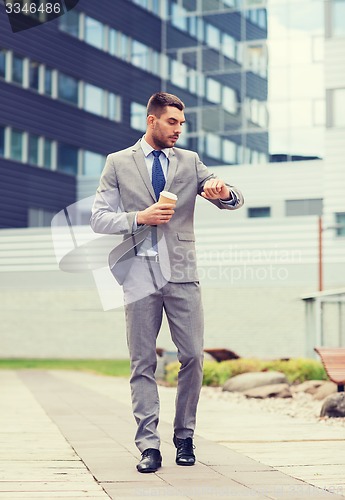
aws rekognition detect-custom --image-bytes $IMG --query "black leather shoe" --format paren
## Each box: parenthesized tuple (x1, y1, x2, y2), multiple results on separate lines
(136, 448, 162, 473)
(173, 435, 196, 466)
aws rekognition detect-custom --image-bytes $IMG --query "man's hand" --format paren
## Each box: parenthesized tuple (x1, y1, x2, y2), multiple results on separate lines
(137, 203, 175, 225)
(201, 179, 232, 200)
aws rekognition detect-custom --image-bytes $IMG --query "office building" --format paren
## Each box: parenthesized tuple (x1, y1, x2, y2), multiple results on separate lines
(1, 0, 268, 227)
(0, 0, 345, 358)
(0, 0, 344, 232)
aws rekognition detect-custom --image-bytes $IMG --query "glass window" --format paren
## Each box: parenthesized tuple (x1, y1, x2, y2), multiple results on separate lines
(151, 50, 160, 76)
(59, 8, 79, 37)
(10, 129, 23, 161)
(26, 0, 43, 20)
(152, 0, 160, 15)
(332, 89, 345, 127)
(244, 146, 251, 163)
(0, 126, 5, 156)
(28, 208, 55, 227)
(131, 102, 147, 131)
(188, 68, 198, 95)
(251, 150, 260, 164)
(336, 213, 345, 236)
(43, 138, 53, 169)
(131, 41, 149, 70)
(259, 152, 267, 164)
(29, 61, 39, 91)
(171, 2, 188, 32)
(58, 73, 79, 105)
(286, 199, 323, 217)
(248, 207, 271, 218)
(119, 33, 130, 61)
(57, 143, 79, 175)
(160, 54, 169, 79)
(206, 133, 221, 159)
(222, 34, 236, 60)
(189, 16, 197, 37)
(0, 49, 6, 79)
(85, 16, 105, 50)
(196, 17, 204, 42)
(244, 43, 267, 77)
(170, 59, 187, 89)
(257, 8, 267, 29)
(44, 67, 52, 96)
(12, 54, 24, 85)
(248, 9, 258, 24)
(83, 150, 105, 176)
(206, 24, 220, 50)
(28, 134, 39, 165)
(133, 0, 148, 8)
(177, 121, 188, 147)
(223, 86, 237, 113)
(206, 78, 221, 103)
(332, 0, 345, 37)
(109, 28, 118, 56)
(84, 83, 104, 116)
(223, 139, 237, 163)
(109, 93, 121, 121)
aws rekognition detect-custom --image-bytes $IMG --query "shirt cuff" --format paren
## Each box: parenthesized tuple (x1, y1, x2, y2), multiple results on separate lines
(132, 212, 139, 232)
(220, 190, 238, 206)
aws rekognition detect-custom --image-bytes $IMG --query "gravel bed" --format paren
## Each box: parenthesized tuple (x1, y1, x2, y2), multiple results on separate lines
(201, 386, 345, 428)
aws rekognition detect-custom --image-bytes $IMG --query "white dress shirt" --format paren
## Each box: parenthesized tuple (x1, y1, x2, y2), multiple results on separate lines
(134, 136, 238, 256)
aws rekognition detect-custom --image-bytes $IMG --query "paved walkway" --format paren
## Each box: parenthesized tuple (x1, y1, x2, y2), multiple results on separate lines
(1, 370, 344, 500)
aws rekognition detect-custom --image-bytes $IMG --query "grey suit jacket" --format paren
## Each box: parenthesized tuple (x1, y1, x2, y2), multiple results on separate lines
(90, 140, 244, 283)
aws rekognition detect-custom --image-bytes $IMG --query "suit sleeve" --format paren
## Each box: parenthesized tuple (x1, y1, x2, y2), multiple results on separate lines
(90, 154, 137, 234)
(195, 154, 244, 210)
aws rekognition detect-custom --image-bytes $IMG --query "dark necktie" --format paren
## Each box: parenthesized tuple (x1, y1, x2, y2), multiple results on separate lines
(151, 150, 165, 251)
(151, 150, 165, 200)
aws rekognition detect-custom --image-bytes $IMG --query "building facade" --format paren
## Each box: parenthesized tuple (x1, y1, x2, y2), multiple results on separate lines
(1, 0, 267, 228)
(0, 0, 344, 231)
(1, 0, 345, 359)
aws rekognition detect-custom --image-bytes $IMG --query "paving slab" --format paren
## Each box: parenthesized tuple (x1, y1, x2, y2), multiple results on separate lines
(0, 371, 109, 499)
(50, 370, 345, 498)
(2, 369, 345, 499)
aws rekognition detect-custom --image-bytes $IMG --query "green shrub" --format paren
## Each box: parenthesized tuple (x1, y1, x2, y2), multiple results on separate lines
(262, 358, 327, 384)
(165, 361, 180, 386)
(222, 358, 264, 377)
(164, 357, 327, 387)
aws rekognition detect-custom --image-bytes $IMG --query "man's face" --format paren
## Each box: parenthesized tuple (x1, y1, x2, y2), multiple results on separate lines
(148, 106, 186, 149)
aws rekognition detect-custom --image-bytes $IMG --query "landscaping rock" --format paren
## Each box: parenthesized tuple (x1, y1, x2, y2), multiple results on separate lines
(320, 392, 345, 418)
(222, 371, 288, 392)
(313, 381, 337, 401)
(292, 380, 326, 395)
(244, 383, 292, 399)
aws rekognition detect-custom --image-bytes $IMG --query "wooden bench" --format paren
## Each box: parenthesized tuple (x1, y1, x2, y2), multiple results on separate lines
(314, 347, 345, 392)
(203, 348, 240, 362)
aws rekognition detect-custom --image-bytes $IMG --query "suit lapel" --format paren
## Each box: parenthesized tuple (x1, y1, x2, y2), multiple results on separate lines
(132, 141, 178, 200)
(165, 149, 178, 193)
(132, 142, 156, 202)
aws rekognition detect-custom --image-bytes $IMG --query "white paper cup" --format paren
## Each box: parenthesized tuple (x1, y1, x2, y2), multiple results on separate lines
(158, 191, 178, 205)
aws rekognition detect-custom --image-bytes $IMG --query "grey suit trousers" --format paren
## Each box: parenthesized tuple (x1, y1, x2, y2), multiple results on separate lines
(123, 257, 204, 453)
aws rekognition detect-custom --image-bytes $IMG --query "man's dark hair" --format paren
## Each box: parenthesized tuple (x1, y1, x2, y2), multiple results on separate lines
(147, 92, 185, 117)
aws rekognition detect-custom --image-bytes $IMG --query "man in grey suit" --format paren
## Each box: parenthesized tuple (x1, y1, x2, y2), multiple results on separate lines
(91, 92, 244, 473)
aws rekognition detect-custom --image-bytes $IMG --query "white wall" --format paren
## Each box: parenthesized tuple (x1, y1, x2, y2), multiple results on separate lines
(324, 38, 345, 226)
(78, 159, 324, 222)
